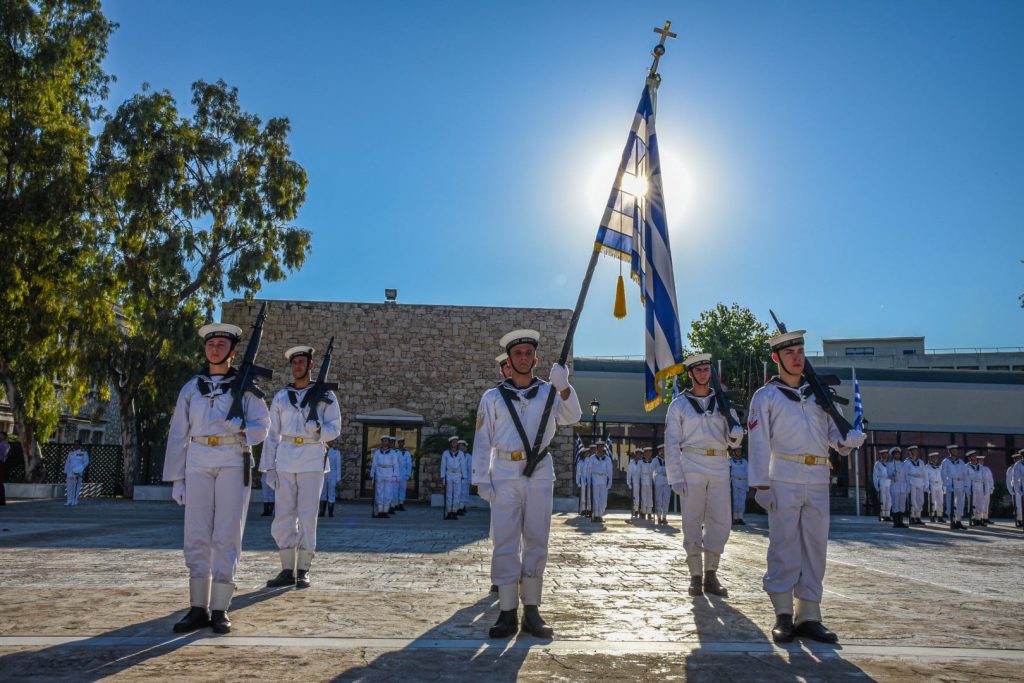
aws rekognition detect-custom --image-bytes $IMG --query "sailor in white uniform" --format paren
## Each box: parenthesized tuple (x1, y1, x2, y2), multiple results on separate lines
(639, 449, 656, 520)
(1008, 451, 1024, 527)
(589, 442, 614, 523)
(940, 445, 968, 529)
(965, 450, 986, 526)
(441, 435, 464, 520)
(472, 329, 581, 639)
(729, 450, 749, 525)
(664, 353, 744, 597)
(370, 436, 398, 518)
(576, 445, 594, 517)
(261, 345, 343, 589)
(902, 445, 927, 525)
(653, 444, 670, 525)
(978, 454, 994, 525)
(458, 439, 471, 514)
(888, 447, 910, 529)
(747, 329, 865, 644)
(925, 451, 946, 523)
(320, 446, 341, 517)
(627, 450, 642, 518)
(63, 441, 89, 506)
(872, 450, 893, 522)
(164, 322, 270, 634)
(395, 437, 413, 511)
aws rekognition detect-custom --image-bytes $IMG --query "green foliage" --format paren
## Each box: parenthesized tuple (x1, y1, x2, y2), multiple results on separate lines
(422, 412, 478, 454)
(684, 303, 772, 409)
(0, 0, 116, 479)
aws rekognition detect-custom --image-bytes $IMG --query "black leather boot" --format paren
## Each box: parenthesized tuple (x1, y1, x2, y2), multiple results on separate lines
(521, 605, 553, 638)
(210, 610, 231, 634)
(172, 606, 210, 633)
(328, 503, 334, 517)
(295, 569, 311, 589)
(703, 571, 728, 597)
(266, 569, 295, 587)
(261, 503, 272, 517)
(488, 609, 518, 638)
(688, 575, 703, 596)
(795, 620, 838, 643)
(771, 614, 795, 643)
(319, 501, 327, 517)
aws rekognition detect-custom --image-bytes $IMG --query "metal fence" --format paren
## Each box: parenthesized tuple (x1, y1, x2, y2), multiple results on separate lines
(4, 442, 125, 497)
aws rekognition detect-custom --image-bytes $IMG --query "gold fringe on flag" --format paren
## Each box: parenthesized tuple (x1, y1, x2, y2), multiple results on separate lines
(613, 274, 627, 319)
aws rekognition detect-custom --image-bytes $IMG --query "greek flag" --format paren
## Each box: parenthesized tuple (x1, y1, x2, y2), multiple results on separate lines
(852, 367, 864, 432)
(574, 433, 585, 464)
(594, 77, 685, 410)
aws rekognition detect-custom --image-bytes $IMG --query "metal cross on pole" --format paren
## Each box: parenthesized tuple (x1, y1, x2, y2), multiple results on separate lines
(649, 20, 678, 78)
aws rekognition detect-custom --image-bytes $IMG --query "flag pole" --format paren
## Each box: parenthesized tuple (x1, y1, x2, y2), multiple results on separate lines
(522, 22, 677, 478)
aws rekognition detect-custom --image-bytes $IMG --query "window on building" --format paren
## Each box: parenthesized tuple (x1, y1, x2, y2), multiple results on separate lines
(91, 430, 103, 445)
(902, 349, 916, 355)
(845, 347, 875, 356)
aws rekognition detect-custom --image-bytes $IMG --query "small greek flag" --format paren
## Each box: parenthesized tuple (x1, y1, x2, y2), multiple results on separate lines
(594, 77, 685, 410)
(574, 433, 585, 464)
(852, 367, 864, 432)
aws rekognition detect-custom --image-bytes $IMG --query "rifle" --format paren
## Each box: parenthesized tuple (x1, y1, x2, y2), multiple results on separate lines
(708, 364, 741, 432)
(768, 310, 854, 440)
(227, 302, 273, 485)
(300, 336, 338, 422)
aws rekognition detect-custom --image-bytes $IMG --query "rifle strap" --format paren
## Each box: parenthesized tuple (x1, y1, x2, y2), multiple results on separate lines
(683, 391, 715, 416)
(497, 384, 540, 462)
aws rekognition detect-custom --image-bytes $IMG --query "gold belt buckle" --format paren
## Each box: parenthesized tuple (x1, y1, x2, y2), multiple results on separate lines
(511, 451, 523, 461)
(706, 449, 716, 456)
(804, 455, 816, 466)
(295, 436, 304, 445)
(208, 436, 219, 447)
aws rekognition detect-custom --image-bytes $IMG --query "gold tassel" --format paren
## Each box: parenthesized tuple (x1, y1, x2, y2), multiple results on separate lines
(613, 274, 627, 319)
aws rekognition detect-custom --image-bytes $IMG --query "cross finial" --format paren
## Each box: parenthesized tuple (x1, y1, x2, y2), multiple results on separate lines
(649, 20, 678, 78)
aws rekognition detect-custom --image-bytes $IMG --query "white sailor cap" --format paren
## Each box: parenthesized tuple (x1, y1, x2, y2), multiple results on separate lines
(769, 330, 807, 352)
(928, 451, 940, 458)
(380, 434, 395, 441)
(683, 353, 712, 370)
(495, 352, 509, 365)
(965, 449, 978, 457)
(499, 329, 540, 353)
(396, 436, 406, 442)
(657, 443, 665, 450)
(457, 439, 468, 446)
(905, 444, 919, 450)
(1013, 450, 1023, 459)
(284, 345, 314, 361)
(588, 443, 598, 449)
(199, 323, 242, 342)
(947, 444, 960, 450)
(888, 446, 902, 456)
(448, 435, 459, 443)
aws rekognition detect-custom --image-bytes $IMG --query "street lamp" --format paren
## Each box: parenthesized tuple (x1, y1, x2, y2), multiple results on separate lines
(589, 399, 600, 440)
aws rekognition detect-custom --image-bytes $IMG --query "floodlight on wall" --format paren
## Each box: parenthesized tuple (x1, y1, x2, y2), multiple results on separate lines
(384, 288, 398, 304)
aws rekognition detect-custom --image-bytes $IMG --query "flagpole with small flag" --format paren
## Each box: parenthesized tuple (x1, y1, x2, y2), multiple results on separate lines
(852, 367, 864, 516)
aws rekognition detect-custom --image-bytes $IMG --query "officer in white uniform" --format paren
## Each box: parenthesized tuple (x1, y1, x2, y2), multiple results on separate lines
(396, 437, 413, 511)
(903, 445, 927, 525)
(589, 443, 613, 523)
(627, 450, 642, 518)
(940, 445, 967, 529)
(747, 329, 865, 643)
(639, 449, 656, 520)
(63, 440, 89, 506)
(1008, 451, 1024, 527)
(925, 451, 946, 523)
(164, 322, 270, 634)
(729, 450, 749, 525)
(370, 436, 398, 517)
(888, 447, 910, 528)
(320, 446, 341, 517)
(965, 450, 985, 526)
(665, 353, 744, 597)
(472, 329, 581, 639)
(653, 445, 670, 525)
(576, 445, 593, 517)
(979, 454, 994, 525)
(441, 435, 464, 520)
(261, 345, 342, 589)
(872, 450, 892, 522)
(458, 439, 471, 514)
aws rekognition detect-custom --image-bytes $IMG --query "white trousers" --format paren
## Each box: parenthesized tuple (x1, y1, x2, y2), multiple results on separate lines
(184, 465, 251, 584)
(763, 482, 829, 603)
(928, 483, 944, 515)
(1013, 491, 1023, 521)
(731, 480, 747, 520)
(374, 476, 392, 513)
(490, 475, 553, 586)
(461, 478, 470, 507)
(640, 480, 654, 514)
(591, 477, 609, 517)
(579, 481, 590, 511)
(272, 470, 324, 552)
(320, 477, 337, 503)
(891, 485, 907, 515)
(970, 482, 985, 519)
(681, 471, 731, 557)
(398, 477, 409, 503)
(445, 476, 464, 513)
(631, 481, 641, 510)
(877, 480, 891, 516)
(65, 474, 82, 505)
(909, 484, 925, 517)
(654, 479, 670, 516)
(947, 486, 966, 520)
(977, 492, 990, 519)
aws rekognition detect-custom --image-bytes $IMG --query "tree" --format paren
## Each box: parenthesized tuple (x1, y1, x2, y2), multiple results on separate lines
(87, 79, 310, 496)
(0, 0, 116, 480)
(685, 303, 772, 410)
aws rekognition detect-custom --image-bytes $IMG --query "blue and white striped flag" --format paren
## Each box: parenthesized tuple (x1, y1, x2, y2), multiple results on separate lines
(574, 433, 585, 464)
(852, 367, 864, 432)
(594, 77, 685, 410)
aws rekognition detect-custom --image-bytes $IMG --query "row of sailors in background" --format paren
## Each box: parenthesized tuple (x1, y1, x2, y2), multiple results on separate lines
(368, 435, 415, 519)
(871, 444, 1016, 530)
(439, 436, 472, 520)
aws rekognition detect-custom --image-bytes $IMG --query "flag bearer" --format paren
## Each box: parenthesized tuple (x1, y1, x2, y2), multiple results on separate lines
(63, 440, 90, 506)
(589, 442, 614, 523)
(903, 445, 927, 525)
(164, 322, 270, 634)
(925, 452, 945, 523)
(665, 353, 744, 598)
(747, 329, 866, 644)
(472, 329, 581, 639)
(320, 446, 342, 517)
(441, 436, 464, 519)
(729, 450, 749, 525)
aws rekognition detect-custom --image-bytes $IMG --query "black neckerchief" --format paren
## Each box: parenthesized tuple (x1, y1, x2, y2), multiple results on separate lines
(682, 389, 715, 416)
(768, 376, 813, 403)
(656, 456, 665, 466)
(497, 378, 548, 458)
(499, 377, 543, 401)
(197, 367, 238, 397)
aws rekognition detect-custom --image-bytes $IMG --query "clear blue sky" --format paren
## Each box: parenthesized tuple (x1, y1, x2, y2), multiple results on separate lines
(102, 1, 1024, 355)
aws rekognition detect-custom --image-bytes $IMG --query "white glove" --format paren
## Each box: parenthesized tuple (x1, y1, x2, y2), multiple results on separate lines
(671, 480, 687, 497)
(728, 425, 745, 447)
(304, 419, 321, 435)
(549, 363, 570, 392)
(264, 469, 278, 491)
(223, 416, 244, 433)
(841, 429, 867, 449)
(476, 483, 494, 503)
(754, 488, 774, 513)
(172, 480, 186, 506)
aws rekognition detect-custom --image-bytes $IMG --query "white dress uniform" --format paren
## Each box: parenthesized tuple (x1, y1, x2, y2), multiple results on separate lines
(889, 456, 908, 518)
(664, 386, 737, 576)
(729, 456, 749, 522)
(1009, 456, 1024, 525)
(872, 459, 892, 518)
(748, 374, 855, 626)
(576, 453, 592, 513)
(589, 453, 613, 519)
(627, 457, 642, 514)
(164, 363, 270, 616)
(396, 446, 413, 506)
(370, 446, 399, 515)
(441, 447, 465, 515)
(925, 458, 945, 518)
(262, 470, 276, 504)
(639, 457, 656, 516)
(903, 454, 927, 520)
(64, 448, 89, 506)
(966, 461, 985, 522)
(321, 447, 342, 504)
(653, 454, 670, 520)
(940, 454, 967, 523)
(471, 372, 581, 614)
(459, 444, 471, 511)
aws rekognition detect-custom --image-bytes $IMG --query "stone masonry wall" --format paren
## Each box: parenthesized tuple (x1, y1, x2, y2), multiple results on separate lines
(222, 299, 578, 499)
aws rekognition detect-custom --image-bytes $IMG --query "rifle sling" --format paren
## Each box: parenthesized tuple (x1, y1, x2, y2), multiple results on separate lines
(497, 384, 547, 467)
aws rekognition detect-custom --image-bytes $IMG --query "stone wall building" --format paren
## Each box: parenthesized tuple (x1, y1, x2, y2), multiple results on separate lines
(222, 299, 578, 500)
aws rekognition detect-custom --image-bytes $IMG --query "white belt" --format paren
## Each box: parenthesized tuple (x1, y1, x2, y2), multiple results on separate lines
(776, 453, 829, 466)
(682, 446, 727, 457)
(495, 449, 527, 462)
(280, 435, 317, 445)
(190, 435, 240, 446)
(592, 472, 608, 478)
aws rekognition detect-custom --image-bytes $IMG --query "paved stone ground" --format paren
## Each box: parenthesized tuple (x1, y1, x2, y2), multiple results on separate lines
(0, 498, 1022, 682)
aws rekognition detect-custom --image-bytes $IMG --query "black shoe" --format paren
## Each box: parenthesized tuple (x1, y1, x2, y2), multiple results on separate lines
(703, 571, 728, 597)
(489, 609, 518, 638)
(881, 516, 891, 522)
(266, 569, 295, 587)
(295, 570, 310, 589)
(328, 503, 334, 517)
(261, 503, 272, 517)
(490, 584, 498, 593)
(595, 516, 603, 523)
(172, 606, 210, 633)
(688, 576, 703, 597)
(956, 521, 966, 529)
(210, 610, 231, 634)
(397, 504, 406, 511)
(795, 620, 838, 643)
(521, 605, 553, 638)
(319, 501, 327, 517)
(771, 614, 795, 643)
(737, 519, 746, 525)
(457, 508, 466, 516)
